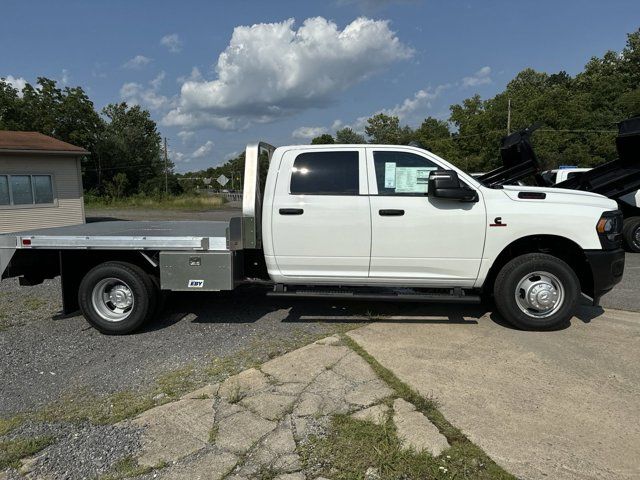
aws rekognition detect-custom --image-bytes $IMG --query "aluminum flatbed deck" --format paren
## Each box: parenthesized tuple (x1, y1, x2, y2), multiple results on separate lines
(1, 220, 232, 251)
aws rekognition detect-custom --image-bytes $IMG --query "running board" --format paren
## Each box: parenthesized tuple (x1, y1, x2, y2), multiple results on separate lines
(267, 286, 481, 304)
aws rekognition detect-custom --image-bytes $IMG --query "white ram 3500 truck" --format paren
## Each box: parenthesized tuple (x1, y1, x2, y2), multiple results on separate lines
(0, 142, 626, 334)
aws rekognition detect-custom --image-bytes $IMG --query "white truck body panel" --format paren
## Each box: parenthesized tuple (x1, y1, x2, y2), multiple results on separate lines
(263, 145, 615, 288)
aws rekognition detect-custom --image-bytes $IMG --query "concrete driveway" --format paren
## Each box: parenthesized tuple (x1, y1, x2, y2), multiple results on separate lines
(348, 306, 640, 480)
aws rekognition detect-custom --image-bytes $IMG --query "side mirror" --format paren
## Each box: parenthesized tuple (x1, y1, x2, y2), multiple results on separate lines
(428, 170, 479, 202)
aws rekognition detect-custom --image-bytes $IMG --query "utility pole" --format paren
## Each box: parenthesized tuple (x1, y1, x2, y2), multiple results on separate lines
(164, 137, 169, 195)
(507, 98, 512, 135)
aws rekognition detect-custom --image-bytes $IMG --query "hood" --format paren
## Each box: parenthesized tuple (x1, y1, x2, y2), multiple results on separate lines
(500, 185, 618, 210)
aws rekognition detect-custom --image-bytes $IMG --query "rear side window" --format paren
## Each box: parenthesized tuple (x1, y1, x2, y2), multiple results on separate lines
(290, 151, 359, 195)
(373, 151, 438, 195)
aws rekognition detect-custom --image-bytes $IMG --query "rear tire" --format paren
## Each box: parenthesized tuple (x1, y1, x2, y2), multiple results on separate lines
(78, 261, 156, 335)
(622, 217, 640, 253)
(493, 253, 580, 330)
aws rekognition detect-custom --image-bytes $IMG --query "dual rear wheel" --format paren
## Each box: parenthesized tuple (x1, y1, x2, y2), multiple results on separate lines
(78, 261, 159, 335)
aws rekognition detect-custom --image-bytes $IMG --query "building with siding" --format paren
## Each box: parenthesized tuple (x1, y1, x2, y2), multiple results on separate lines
(0, 131, 88, 234)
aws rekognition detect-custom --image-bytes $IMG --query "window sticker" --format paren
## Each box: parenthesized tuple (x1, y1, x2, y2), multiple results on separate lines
(395, 167, 437, 193)
(384, 162, 396, 188)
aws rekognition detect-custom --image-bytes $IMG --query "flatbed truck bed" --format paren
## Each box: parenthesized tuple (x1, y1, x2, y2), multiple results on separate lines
(6, 220, 231, 251)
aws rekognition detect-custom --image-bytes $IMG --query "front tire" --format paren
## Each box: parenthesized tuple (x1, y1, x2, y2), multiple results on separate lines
(622, 217, 640, 253)
(78, 261, 156, 334)
(493, 253, 580, 330)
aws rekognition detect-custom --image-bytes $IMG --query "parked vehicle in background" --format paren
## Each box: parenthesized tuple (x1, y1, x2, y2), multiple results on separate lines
(0, 136, 625, 334)
(542, 161, 640, 252)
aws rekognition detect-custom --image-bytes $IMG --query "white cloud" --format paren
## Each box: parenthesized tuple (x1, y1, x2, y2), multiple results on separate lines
(191, 140, 214, 158)
(292, 126, 328, 139)
(123, 55, 152, 69)
(461, 66, 492, 88)
(160, 33, 183, 53)
(61, 69, 71, 85)
(382, 84, 448, 120)
(177, 130, 195, 143)
(171, 140, 215, 165)
(177, 67, 202, 84)
(163, 16, 413, 130)
(120, 71, 170, 110)
(3, 75, 27, 95)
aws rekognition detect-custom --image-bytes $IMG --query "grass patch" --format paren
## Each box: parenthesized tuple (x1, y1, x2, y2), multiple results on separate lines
(0, 436, 54, 470)
(0, 416, 24, 437)
(301, 415, 444, 479)
(96, 455, 163, 480)
(85, 194, 227, 211)
(208, 425, 219, 444)
(156, 366, 197, 397)
(23, 296, 47, 311)
(339, 335, 515, 479)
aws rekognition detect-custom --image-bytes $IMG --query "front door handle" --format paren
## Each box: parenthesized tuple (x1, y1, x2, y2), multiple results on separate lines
(279, 208, 304, 215)
(379, 209, 405, 216)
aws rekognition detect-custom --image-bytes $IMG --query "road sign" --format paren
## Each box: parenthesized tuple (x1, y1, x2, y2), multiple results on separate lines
(203, 177, 212, 185)
(216, 174, 229, 186)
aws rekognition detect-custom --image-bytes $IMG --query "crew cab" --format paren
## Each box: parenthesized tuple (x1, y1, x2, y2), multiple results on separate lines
(0, 142, 625, 334)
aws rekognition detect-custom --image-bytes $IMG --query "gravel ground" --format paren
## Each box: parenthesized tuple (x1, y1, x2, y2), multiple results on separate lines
(4, 421, 141, 480)
(0, 280, 368, 417)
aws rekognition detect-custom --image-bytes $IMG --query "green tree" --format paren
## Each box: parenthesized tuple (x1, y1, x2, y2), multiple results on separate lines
(365, 113, 413, 144)
(0, 79, 24, 130)
(92, 103, 164, 195)
(335, 127, 366, 144)
(311, 133, 335, 144)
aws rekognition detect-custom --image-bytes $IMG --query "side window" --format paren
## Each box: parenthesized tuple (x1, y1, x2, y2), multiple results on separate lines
(0, 176, 9, 205)
(33, 175, 54, 204)
(290, 151, 359, 195)
(373, 151, 438, 195)
(10, 175, 34, 205)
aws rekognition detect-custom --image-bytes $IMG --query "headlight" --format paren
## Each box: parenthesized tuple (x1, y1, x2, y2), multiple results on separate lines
(596, 217, 617, 234)
(596, 210, 623, 249)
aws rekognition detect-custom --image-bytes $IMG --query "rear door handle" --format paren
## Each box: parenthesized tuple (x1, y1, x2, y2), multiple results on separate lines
(279, 208, 304, 215)
(379, 209, 405, 216)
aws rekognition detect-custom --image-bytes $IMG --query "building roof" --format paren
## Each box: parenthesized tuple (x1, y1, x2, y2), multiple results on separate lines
(0, 131, 89, 155)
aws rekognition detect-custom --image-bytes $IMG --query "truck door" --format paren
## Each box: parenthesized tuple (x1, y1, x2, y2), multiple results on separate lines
(366, 148, 486, 286)
(270, 148, 371, 279)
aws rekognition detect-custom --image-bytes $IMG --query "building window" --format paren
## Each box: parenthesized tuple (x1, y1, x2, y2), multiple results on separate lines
(290, 151, 360, 195)
(0, 176, 9, 205)
(0, 174, 55, 207)
(33, 175, 55, 204)
(11, 175, 34, 205)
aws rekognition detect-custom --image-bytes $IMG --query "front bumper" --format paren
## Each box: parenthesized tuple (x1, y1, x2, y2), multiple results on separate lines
(584, 248, 625, 305)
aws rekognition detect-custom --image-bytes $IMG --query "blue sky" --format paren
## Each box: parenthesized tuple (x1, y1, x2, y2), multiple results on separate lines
(1, 0, 638, 172)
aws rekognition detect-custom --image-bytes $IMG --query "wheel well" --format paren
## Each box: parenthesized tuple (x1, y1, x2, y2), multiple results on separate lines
(58, 250, 160, 314)
(483, 235, 592, 297)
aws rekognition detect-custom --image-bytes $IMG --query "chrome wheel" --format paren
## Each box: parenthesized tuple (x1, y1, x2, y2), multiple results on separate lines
(91, 278, 135, 322)
(515, 271, 565, 319)
(634, 226, 640, 250)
